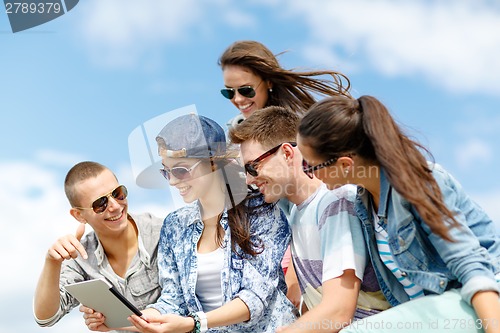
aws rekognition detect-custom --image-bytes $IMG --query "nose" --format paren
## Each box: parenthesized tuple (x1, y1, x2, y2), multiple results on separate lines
(107, 196, 122, 211)
(169, 175, 180, 186)
(233, 91, 247, 103)
(245, 173, 256, 186)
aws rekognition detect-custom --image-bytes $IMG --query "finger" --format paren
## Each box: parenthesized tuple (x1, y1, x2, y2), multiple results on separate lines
(75, 223, 85, 240)
(56, 237, 82, 260)
(74, 224, 88, 259)
(142, 315, 163, 324)
(46, 247, 66, 261)
(128, 315, 150, 329)
(48, 242, 73, 260)
(79, 305, 94, 314)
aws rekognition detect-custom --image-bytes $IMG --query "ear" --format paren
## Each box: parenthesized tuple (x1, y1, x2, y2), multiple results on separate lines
(266, 80, 273, 90)
(337, 156, 354, 176)
(70, 208, 87, 223)
(281, 143, 296, 163)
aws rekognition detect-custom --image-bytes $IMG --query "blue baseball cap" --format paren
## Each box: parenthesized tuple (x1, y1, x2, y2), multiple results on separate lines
(156, 113, 227, 159)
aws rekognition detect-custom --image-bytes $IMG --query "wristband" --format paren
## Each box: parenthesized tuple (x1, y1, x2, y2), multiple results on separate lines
(188, 312, 201, 333)
(196, 311, 208, 333)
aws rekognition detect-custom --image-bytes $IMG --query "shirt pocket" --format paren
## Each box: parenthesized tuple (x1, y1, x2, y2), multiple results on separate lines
(388, 217, 430, 271)
(127, 268, 161, 309)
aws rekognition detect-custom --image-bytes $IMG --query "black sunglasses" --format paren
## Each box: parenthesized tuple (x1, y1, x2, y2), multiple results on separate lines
(245, 142, 297, 177)
(159, 160, 202, 181)
(302, 158, 338, 179)
(220, 81, 263, 100)
(74, 185, 128, 214)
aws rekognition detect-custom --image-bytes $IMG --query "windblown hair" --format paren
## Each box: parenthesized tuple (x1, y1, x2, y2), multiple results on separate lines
(298, 95, 459, 240)
(64, 161, 114, 207)
(219, 40, 351, 114)
(229, 106, 300, 149)
(157, 134, 266, 256)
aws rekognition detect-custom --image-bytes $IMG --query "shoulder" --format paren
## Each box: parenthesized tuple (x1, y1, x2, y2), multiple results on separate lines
(130, 212, 164, 230)
(317, 184, 357, 217)
(428, 162, 458, 186)
(164, 202, 199, 223)
(79, 230, 98, 250)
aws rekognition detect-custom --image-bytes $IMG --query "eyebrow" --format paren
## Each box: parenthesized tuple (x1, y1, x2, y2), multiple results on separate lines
(162, 162, 190, 168)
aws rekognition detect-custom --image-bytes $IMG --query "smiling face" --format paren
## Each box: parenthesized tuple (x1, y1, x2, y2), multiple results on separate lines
(240, 140, 291, 203)
(160, 157, 221, 204)
(71, 169, 129, 237)
(222, 65, 271, 118)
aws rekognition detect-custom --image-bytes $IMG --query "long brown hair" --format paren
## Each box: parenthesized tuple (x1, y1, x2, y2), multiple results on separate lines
(298, 95, 459, 240)
(214, 159, 266, 257)
(219, 40, 351, 114)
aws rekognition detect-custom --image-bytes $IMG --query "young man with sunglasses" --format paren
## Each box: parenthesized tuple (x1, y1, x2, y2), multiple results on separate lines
(33, 161, 163, 330)
(229, 106, 390, 333)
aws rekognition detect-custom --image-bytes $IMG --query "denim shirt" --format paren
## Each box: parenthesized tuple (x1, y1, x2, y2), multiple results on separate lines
(148, 195, 297, 332)
(355, 163, 500, 307)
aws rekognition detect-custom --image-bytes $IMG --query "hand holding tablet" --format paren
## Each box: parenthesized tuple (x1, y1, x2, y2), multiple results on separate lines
(64, 278, 142, 328)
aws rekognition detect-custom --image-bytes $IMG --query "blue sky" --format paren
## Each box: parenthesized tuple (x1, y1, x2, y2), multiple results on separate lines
(1, 1, 500, 332)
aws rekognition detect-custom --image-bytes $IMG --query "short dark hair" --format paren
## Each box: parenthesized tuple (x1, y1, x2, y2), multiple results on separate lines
(229, 106, 300, 149)
(64, 161, 114, 207)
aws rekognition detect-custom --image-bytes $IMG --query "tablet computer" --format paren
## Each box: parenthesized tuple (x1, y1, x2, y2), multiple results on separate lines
(64, 278, 142, 328)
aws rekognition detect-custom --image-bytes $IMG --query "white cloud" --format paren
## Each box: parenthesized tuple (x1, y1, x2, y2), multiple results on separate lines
(35, 149, 86, 167)
(454, 138, 493, 170)
(76, 0, 203, 67)
(471, 191, 500, 231)
(74, 0, 263, 68)
(0, 158, 169, 332)
(284, 0, 500, 95)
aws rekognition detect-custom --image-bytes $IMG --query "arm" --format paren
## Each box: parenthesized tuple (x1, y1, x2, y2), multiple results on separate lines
(285, 260, 302, 308)
(234, 201, 293, 326)
(147, 213, 187, 315)
(471, 291, 500, 333)
(33, 223, 87, 324)
(279, 270, 360, 333)
(129, 289, 251, 332)
(416, 166, 500, 332)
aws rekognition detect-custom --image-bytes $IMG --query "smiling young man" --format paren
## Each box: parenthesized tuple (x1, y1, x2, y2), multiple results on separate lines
(229, 106, 390, 332)
(33, 161, 163, 331)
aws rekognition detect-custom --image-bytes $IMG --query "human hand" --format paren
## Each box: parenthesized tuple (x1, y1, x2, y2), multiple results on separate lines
(286, 281, 302, 309)
(80, 305, 109, 332)
(128, 313, 194, 333)
(46, 223, 88, 262)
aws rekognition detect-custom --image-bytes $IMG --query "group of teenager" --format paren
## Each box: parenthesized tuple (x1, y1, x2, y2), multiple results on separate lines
(33, 40, 500, 333)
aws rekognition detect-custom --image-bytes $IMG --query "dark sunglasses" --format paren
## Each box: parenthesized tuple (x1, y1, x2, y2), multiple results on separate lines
(220, 81, 262, 100)
(245, 142, 297, 177)
(159, 160, 202, 181)
(74, 185, 128, 214)
(302, 158, 338, 179)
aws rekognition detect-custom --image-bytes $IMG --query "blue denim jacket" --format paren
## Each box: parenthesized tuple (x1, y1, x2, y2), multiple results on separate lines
(148, 195, 297, 332)
(355, 163, 500, 307)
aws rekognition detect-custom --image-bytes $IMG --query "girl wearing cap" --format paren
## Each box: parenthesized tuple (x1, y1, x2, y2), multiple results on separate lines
(297, 95, 500, 333)
(126, 113, 296, 333)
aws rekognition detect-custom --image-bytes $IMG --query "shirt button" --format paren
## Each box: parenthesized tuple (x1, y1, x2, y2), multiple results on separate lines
(439, 280, 446, 288)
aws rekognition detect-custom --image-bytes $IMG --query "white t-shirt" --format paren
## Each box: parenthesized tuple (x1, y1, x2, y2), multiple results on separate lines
(289, 184, 389, 316)
(195, 247, 224, 312)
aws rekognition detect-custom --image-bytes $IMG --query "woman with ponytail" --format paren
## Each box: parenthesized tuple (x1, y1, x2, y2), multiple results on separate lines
(297, 95, 500, 333)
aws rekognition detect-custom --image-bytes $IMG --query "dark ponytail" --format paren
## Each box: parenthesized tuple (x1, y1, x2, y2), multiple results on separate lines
(299, 95, 458, 240)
